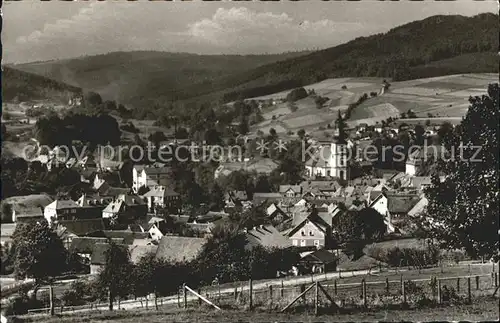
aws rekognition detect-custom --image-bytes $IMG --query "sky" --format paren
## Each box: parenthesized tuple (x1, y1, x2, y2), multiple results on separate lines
(2, 0, 497, 64)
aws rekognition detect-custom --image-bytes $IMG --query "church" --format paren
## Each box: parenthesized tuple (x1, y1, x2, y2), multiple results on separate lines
(304, 137, 351, 181)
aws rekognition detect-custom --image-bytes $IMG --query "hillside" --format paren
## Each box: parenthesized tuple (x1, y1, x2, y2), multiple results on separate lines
(1, 66, 82, 104)
(12, 51, 310, 107)
(214, 13, 498, 103)
(9, 13, 498, 111)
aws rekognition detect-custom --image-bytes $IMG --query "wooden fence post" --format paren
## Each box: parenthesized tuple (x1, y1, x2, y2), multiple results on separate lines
(269, 285, 273, 300)
(234, 287, 238, 300)
(249, 279, 253, 310)
(198, 288, 202, 306)
(385, 278, 389, 294)
(362, 279, 367, 308)
(183, 284, 187, 309)
(467, 277, 472, 304)
(475, 276, 480, 290)
(280, 280, 284, 298)
(456, 277, 460, 293)
(402, 281, 406, 304)
(437, 279, 442, 304)
(468, 264, 471, 273)
(493, 262, 495, 274)
(339, 268, 342, 279)
(300, 284, 306, 303)
(314, 282, 319, 316)
(400, 275, 403, 294)
(495, 273, 499, 287)
(49, 285, 55, 316)
(334, 280, 337, 295)
(177, 289, 181, 308)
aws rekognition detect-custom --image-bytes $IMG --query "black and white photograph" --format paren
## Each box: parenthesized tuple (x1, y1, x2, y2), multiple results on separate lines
(0, 1, 498, 322)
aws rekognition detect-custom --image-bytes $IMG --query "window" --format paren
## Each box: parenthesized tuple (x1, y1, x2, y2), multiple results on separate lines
(314, 240, 320, 247)
(301, 230, 305, 236)
(71, 209, 77, 214)
(300, 240, 306, 247)
(339, 170, 345, 180)
(326, 170, 331, 177)
(293, 239, 298, 246)
(309, 231, 314, 236)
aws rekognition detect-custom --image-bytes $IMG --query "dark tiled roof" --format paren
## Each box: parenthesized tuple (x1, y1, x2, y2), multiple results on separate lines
(57, 219, 105, 236)
(70, 237, 123, 254)
(90, 243, 129, 265)
(245, 225, 291, 249)
(302, 249, 337, 264)
(387, 194, 421, 214)
(155, 236, 205, 263)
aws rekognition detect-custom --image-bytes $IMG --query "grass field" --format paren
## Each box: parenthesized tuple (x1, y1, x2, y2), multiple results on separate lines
(250, 73, 497, 134)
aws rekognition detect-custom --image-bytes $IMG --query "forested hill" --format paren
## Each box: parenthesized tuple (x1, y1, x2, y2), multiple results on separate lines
(11, 51, 310, 107)
(2, 66, 82, 103)
(215, 13, 498, 102)
(8, 13, 498, 109)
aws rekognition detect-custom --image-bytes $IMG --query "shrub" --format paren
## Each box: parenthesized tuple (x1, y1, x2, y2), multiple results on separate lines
(286, 88, 308, 102)
(367, 245, 441, 268)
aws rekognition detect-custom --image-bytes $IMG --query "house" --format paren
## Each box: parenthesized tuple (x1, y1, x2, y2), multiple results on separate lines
(244, 225, 291, 250)
(287, 211, 333, 248)
(279, 185, 302, 198)
(408, 176, 432, 191)
(2, 194, 54, 223)
(90, 243, 129, 274)
(1, 223, 16, 248)
(407, 196, 428, 218)
(55, 218, 106, 248)
(132, 164, 173, 193)
(44, 199, 81, 225)
(253, 192, 282, 205)
(266, 203, 290, 223)
(305, 138, 349, 180)
(70, 237, 123, 260)
(102, 194, 147, 222)
(142, 186, 181, 213)
(406, 146, 447, 176)
(224, 191, 248, 209)
(214, 158, 279, 179)
(299, 249, 338, 273)
(387, 194, 421, 219)
(147, 217, 171, 242)
(155, 236, 206, 263)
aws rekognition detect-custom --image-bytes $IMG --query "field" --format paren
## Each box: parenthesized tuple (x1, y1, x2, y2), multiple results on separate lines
(250, 73, 497, 134)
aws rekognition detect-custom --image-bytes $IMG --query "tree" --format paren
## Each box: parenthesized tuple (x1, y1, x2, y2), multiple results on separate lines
(12, 220, 68, 296)
(133, 253, 163, 310)
(437, 122, 454, 146)
(419, 84, 499, 259)
(286, 87, 308, 102)
(297, 129, 306, 140)
(84, 91, 103, 107)
(414, 124, 425, 146)
(335, 110, 348, 144)
(97, 241, 133, 310)
(269, 128, 277, 139)
(336, 208, 386, 242)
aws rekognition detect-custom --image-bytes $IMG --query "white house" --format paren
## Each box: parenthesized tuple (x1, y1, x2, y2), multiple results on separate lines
(44, 200, 81, 225)
(132, 164, 172, 193)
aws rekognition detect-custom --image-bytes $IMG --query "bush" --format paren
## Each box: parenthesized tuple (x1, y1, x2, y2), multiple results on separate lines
(367, 245, 441, 268)
(286, 88, 308, 102)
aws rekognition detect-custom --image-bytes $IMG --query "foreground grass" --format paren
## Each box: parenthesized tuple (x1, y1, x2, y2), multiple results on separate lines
(17, 297, 500, 322)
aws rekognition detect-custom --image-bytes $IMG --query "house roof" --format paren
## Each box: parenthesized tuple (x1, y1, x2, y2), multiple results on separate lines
(299, 180, 341, 192)
(279, 185, 302, 194)
(288, 212, 330, 236)
(140, 166, 172, 176)
(90, 243, 129, 265)
(57, 218, 105, 237)
(2, 194, 54, 214)
(143, 186, 179, 198)
(407, 197, 428, 217)
(148, 216, 166, 225)
(245, 225, 291, 249)
(70, 237, 123, 254)
(129, 244, 158, 263)
(387, 194, 421, 214)
(155, 236, 205, 263)
(102, 200, 126, 214)
(301, 249, 337, 265)
(409, 177, 432, 190)
(95, 230, 149, 245)
(46, 199, 80, 210)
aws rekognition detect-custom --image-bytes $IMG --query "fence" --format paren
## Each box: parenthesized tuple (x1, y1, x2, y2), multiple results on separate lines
(177, 271, 499, 315)
(12, 262, 500, 317)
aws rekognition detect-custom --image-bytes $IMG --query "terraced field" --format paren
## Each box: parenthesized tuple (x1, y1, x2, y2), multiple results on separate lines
(251, 73, 497, 135)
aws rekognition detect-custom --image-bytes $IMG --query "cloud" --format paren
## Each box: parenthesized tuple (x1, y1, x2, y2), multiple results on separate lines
(178, 7, 365, 53)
